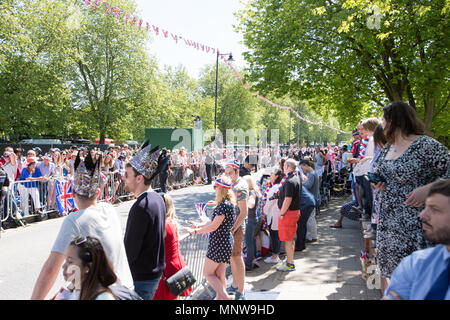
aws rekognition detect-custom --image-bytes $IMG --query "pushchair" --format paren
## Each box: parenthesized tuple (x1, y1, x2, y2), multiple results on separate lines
(330, 167, 351, 198)
(319, 172, 332, 209)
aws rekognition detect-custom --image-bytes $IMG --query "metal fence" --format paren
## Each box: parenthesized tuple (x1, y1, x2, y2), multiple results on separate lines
(0, 163, 224, 228)
(177, 232, 210, 299)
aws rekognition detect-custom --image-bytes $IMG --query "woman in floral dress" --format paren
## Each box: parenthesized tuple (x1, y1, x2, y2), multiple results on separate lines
(374, 102, 450, 293)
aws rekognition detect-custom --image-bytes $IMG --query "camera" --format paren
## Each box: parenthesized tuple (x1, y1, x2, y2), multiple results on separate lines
(366, 172, 386, 184)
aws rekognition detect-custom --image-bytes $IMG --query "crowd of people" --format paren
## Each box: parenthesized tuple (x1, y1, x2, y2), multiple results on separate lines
(1, 101, 448, 300)
(178, 101, 450, 301)
(0, 144, 139, 224)
(0, 139, 339, 227)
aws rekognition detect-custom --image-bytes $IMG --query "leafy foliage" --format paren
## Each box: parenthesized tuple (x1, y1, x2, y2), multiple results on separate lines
(236, 0, 450, 143)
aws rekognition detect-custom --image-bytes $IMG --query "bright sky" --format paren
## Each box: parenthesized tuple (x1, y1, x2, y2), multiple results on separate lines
(134, 0, 248, 79)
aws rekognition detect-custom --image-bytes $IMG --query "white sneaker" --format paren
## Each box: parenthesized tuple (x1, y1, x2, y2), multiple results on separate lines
(264, 256, 281, 264)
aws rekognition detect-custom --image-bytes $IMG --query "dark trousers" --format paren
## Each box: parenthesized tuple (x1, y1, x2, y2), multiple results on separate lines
(159, 171, 168, 193)
(244, 217, 257, 268)
(269, 223, 281, 255)
(205, 164, 213, 184)
(355, 175, 373, 216)
(295, 205, 314, 250)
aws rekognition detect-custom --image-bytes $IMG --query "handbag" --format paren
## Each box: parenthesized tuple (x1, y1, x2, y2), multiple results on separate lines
(164, 266, 196, 297)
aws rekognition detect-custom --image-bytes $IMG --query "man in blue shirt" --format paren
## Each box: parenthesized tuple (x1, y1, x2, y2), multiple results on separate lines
(383, 179, 450, 300)
(18, 158, 47, 217)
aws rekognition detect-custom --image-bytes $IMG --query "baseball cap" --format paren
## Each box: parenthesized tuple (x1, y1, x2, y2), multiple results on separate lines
(33, 147, 42, 154)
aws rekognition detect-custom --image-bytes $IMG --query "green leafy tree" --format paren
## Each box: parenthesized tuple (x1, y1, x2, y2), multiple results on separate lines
(69, 0, 158, 144)
(0, 0, 76, 139)
(236, 0, 450, 139)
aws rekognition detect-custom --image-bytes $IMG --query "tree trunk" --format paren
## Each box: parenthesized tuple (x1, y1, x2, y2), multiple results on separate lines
(423, 97, 435, 133)
(100, 129, 106, 145)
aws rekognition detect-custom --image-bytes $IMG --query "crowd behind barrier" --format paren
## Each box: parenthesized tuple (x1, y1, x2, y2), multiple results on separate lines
(6, 115, 445, 301)
(1, 143, 351, 225)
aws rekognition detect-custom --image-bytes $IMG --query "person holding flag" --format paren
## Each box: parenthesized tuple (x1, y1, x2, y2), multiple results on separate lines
(184, 176, 236, 300)
(31, 150, 134, 300)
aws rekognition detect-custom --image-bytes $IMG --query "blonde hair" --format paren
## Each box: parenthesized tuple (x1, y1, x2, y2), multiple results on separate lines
(215, 176, 236, 206)
(361, 118, 380, 132)
(244, 175, 262, 198)
(163, 194, 177, 221)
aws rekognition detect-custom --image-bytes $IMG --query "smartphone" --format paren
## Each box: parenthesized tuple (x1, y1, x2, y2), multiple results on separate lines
(366, 172, 386, 184)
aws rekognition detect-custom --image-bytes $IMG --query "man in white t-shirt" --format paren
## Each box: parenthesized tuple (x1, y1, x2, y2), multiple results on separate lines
(31, 151, 133, 300)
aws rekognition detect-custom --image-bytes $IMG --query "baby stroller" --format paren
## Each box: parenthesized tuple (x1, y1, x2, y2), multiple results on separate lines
(330, 167, 350, 198)
(319, 172, 332, 209)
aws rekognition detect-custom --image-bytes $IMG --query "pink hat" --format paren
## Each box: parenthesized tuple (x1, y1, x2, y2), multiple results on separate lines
(27, 157, 37, 166)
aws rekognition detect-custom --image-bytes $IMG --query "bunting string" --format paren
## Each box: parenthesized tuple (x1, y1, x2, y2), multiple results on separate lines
(80, 0, 350, 134)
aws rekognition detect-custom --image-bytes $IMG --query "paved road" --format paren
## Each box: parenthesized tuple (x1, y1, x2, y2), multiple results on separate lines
(239, 197, 382, 300)
(0, 182, 217, 300)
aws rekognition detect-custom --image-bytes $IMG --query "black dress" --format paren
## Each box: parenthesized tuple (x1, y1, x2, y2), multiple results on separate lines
(376, 135, 450, 278)
(206, 200, 235, 263)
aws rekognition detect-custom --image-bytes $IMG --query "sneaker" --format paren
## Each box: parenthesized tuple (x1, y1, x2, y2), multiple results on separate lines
(252, 258, 261, 268)
(255, 251, 262, 261)
(264, 256, 280, 264)
(226, 285, 238, 295)
(277, 262, 295, 272)
(234, 292, 246, 300)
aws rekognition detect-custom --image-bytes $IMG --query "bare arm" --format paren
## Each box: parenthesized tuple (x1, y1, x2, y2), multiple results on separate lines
(232, 199, 248, 231)
(280, 197, 293, 217)
(31, 251, 66, 300)
(248, 195, 256, 209)
(196, 215, 225, 234)
(10, 153, 17, 166)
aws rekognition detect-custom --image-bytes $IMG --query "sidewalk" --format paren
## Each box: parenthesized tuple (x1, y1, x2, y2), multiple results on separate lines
(227, 197, 382, 300)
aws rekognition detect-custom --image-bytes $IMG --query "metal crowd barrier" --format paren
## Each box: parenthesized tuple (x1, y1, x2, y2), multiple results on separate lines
(177, 232, 210, 299)
(2, 179, 59, 221)
(1, 160, 254, 231)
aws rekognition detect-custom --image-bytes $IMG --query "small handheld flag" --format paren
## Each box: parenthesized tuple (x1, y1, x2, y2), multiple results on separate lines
(195, 203, 210, 238)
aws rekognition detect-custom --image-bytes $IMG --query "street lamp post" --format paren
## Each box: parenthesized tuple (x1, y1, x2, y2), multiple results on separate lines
(214, 51, 233, 141)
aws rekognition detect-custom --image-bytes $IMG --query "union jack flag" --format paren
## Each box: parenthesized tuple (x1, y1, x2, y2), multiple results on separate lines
(195, 203, 209, 238)
(56, 179, 76, 215)
(195, 202, 209, 222)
